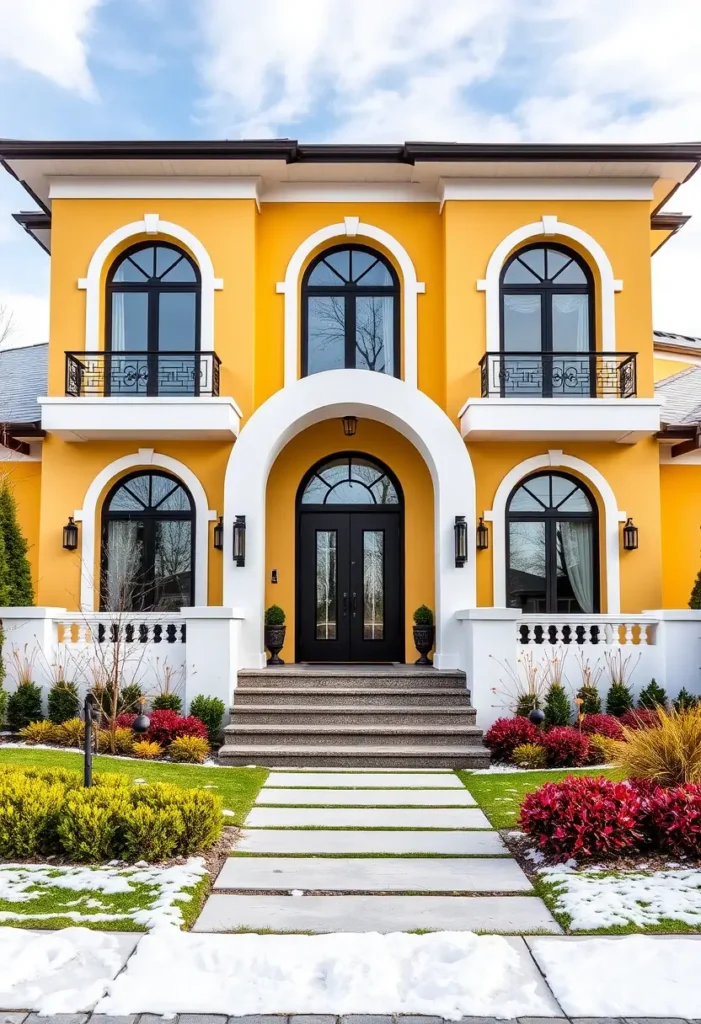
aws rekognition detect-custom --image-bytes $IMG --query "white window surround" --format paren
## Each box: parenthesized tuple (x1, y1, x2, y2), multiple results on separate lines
(74, 449, 218, 612)
(222, 369, 475, 669)
(484, 450, 627, 614)
(77, 217, 223, 352)
(477, 216, 623, 353)
(276, 218, 425, 389)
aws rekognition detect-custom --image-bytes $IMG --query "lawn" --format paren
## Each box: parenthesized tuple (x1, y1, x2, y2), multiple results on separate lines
(0, 747, 268, 825)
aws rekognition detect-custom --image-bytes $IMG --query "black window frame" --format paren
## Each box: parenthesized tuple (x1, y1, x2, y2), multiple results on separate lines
(105, 241, 202, 397)
(100, 469, 195, 612)
(505, 470, 600, 616)
(301, 243, 401, 378)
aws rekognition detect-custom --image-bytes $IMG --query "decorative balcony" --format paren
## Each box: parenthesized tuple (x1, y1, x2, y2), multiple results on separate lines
(40, 350, 240, 442)
(460, 350, 660, 443)
(65, 350, 221, 398)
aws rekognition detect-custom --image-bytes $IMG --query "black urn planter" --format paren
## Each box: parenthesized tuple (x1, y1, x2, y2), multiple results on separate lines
(413, 624, 434, 665)
(265, 624, 286, 666)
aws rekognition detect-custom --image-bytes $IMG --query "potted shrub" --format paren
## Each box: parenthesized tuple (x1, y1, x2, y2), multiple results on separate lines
(413, 605, 434, 665)
(264, 605, 286, 665)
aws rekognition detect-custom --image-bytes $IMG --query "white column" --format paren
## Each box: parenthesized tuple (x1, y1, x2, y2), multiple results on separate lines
(0, 608, 65, 708)
(643, 610, 701, 699)
(181, 607, 245, 717)
(456, 607, 523, 730)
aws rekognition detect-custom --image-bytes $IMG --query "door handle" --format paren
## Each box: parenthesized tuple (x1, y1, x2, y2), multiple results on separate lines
(342, 592, 348, 616)
(352, 592, 357, 616)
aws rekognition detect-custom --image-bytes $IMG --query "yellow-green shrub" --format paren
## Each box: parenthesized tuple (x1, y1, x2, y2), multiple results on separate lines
(19, 720, 60, 745)
(177, 789, 224, 853)
(0, 765, 81, 789)
(57, 787, 130, 861)
(55, 717, 85, 748)
(120, 802, 185, 862)
(132, 739, 163, 759)
(512, 742, 548, 769)
(168, 735, 210, 763)
(0, 774, 65, 857)
(618, 704, 701, 786)
(588, 733, 621, 765)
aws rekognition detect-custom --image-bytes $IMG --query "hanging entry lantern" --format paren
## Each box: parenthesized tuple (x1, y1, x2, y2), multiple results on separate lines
(63, 517, 79, 550)
(454, 515, 468, 567)
(476, 516, 489, 551)
(233, 515, 247, 566)
(342, 415, 358, 437)
(622, 517, 639, 551)
(213, 516, 224, 551)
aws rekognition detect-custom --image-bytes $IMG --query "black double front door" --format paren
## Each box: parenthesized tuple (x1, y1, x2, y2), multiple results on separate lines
(298, 510, 402, 662)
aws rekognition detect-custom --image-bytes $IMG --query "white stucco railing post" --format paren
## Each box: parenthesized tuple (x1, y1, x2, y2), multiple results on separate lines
(643, 610, 701, 700)
(181, 607, 245, 718)
(456, 608, 523, 730)
(0, 607, 65, 710)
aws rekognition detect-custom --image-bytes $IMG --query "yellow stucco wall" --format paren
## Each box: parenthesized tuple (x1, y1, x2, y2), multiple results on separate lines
(0, 462, 42, 597)
(660, 464, 701, 608)
(265, 419, 435, 663)
(654, 355, 696, 382)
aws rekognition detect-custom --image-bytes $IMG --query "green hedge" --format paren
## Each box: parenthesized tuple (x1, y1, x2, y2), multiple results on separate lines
(0, 766, 223, 862)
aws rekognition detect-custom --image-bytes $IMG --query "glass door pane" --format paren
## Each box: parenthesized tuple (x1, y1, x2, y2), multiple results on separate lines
(307, 297, 346, 374)
(552, 294, 591, 396)
(507, 521, 546, 612)
(153, 520, 192, 611)
(355, 296, 394, 374)
(315, 530, 338, 640)
(362, 530, 384, 640)
(104, 519, 145, 611)
(502, 294, 543, 395)
(556, 520, 594, 613)
(110, 292, 149, 395)
(158, 292, 198, 396)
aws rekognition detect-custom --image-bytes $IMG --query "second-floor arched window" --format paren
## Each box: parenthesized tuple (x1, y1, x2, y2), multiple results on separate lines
(302, 244, 400, 378)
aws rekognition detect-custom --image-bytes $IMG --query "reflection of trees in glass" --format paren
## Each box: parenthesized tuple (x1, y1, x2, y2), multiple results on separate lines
(363, 531, 384, 640)
(154, 521, 192, 610)
(302, 457, 398, 505)
(309, 295, 390, 373)
(315, 531, 337, 640)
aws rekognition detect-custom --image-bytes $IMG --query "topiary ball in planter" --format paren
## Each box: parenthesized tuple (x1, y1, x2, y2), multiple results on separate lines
(264, 605, 286, 666)
(412, 605, 434, 665)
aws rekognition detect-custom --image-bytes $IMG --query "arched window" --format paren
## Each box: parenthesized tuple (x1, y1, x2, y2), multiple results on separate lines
(302, 245, 400, 378)
(106, 242, 201, 396)
(101, 470, 194, 612)
(300, 455, 400, 505)
(500, 244, 593, 396)
(506, 471, 598, 615)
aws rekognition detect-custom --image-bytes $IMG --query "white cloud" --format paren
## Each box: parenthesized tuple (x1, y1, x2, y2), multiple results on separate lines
(0, 0, 100, 99)
(0, 291, 48, 348)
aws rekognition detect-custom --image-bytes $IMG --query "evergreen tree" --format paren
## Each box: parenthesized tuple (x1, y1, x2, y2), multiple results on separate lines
(674, 687, 699, 712)
(637, 678, 668, 709)
(0, 477, 33, 606)
(544, 681, 571, 727)
(577, 683, 602, 715)
(606, 681, 634, 717)
(690, 567, 701, 609)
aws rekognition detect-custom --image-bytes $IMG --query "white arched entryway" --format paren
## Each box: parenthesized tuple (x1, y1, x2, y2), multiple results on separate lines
(484, 449, 627, 613)
(276, 218, 425, 389)
(74, 448, 218, 611)
(223, 370, 475, 668)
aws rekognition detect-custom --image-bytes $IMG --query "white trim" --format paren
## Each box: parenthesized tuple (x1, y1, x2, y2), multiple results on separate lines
(439, 178, 655, 203)
(263, 182, 437, 203)
(50, 177, 261, 201)
(459, 397, 661, 444)
(222, 369, 476, 669)
(484, 451, 626, 613)
(481, 216, 622, 352)
(278, 221, 424, 388)
(80, 218, 222, 352)
(74, 449, 217, 612)
(40, 396, 241, 442)
(655, 350, 701, 368)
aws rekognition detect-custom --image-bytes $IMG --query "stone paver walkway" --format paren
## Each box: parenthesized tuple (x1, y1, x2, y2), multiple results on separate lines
(195, 769, 561, 934)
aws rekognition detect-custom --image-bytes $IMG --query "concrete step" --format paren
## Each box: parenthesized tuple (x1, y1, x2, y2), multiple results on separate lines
(230, 705, 477, 726)
(236, 668, 468, 691)
(232, 687, 472, 706)
(217, 744, 490, 768)
(222, 723, 486, 748)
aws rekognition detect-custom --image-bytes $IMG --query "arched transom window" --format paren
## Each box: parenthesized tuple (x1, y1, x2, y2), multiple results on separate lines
(101, 470, 194, 612)
(106, 242, 201, 396)
(302, 245, 400, 378)
(500, 244, 594, 396)
(506, 471, 598, 615)
(300, 455, 400, 505)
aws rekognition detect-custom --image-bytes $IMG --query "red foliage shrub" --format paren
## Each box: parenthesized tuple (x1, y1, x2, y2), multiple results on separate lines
(580, 714, 625, 740)
(620, 708, 661, 730)
(483, 717, 539, 761)
(541, 726, 591, 767)
(520, 775, 644, 859)
(115, 710, 207, 746)
(647, 783, 701, 857)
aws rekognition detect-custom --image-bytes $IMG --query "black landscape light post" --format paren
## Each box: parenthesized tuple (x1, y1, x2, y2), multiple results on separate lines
(132, 703, 151, 738)
(83, 692, 99, 787)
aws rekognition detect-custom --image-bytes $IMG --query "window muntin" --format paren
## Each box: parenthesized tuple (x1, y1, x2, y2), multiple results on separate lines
(101, 470, 194, 612)
(301, 455, 400, 506)
(302, 245, 399, 378)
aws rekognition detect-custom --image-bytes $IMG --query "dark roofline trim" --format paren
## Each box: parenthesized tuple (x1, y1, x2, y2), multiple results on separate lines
(651, 212, 692, 254)
(12, 211, 51, 255)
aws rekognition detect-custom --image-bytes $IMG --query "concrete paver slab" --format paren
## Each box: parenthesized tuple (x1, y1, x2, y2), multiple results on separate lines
(257, 789, 476, 807)
(265, 772, 463, 788)
(245, 807, 491, 829)
(235, 828, 507, 855)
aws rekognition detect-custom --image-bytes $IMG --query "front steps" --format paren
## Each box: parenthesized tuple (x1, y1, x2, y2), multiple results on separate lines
(219, 666, 490, 768)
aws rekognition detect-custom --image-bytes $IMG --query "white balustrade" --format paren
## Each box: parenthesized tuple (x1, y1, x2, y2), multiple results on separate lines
(518, 614, 658, 647)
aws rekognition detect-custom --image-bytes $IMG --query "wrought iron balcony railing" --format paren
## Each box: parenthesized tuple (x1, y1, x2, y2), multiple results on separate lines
(479, 351, 637, 399)
(65, 350, 221, 398)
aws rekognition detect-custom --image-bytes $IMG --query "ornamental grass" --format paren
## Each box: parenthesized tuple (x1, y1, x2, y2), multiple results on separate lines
(615, 704, 701, 787)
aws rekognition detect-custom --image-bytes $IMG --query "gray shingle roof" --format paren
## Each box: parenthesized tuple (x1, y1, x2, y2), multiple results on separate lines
(656, 365, 701, 425)
(0, 343, 47, 423)
(654, 329, 701, 351)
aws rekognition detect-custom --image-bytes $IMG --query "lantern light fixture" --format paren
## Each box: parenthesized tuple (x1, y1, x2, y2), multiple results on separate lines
(213, 516, 224, 551)
(454, 515, 468, 567)
(132, 703, 151, 736)
(476, 516, 489, 551)
(63, 516, 79, 551)
(622, 517, 639, 551)
(233, 515, 247, 566)
(342, 415, 358, 437)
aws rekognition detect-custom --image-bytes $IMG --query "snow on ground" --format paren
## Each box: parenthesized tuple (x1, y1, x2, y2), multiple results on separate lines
(530, 934, 701, 1017)
(96, 931, 555, 1019)
(470, 762, 613, 774)
(539, 862, 701, 930)
(0, 859, 207, 931)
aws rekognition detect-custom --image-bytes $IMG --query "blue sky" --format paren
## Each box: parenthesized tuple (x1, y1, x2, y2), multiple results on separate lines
(1, 0, 701, 343)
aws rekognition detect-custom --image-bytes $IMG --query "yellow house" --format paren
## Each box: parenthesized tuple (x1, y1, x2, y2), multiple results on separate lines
(2, 138, 701, 766)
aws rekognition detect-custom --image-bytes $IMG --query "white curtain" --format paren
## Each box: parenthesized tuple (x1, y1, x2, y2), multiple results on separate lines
(560, 521, 594, 613)
(504, 294, 541, 314)
(105, 522, 142, 611)
(381, 296, 394, 375)
(552, 294, 588, 351)
(111, 294, 127, 351)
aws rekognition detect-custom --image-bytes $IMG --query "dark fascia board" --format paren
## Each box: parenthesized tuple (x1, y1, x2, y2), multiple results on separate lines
(402, 141, 701, 167)
(657, 424, 698, 439)
(0, 139, 300, 162)
(650, 212, 692, 255)
(11, 210, 51, 255)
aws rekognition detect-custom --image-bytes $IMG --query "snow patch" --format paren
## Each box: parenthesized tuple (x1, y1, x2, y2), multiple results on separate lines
(471, 762, 612, 774)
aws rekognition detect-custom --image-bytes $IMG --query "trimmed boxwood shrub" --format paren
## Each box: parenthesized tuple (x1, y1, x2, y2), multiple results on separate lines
(6, 682, 43, 732)
(577, 683, 602, 715)
(48, 681, 80, 724)
(151, 693, 183, 713)
(543, 682, 571, 728)
(189, 695, 225, 744)
(580, 713, 625, 740)
(638, 679, 668, 710)
(483, 717, 540, 761)
(606, 681, 634, 717)
(541, 726, 591, 767)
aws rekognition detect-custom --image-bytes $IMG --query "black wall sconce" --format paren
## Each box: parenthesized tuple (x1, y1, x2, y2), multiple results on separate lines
(476, 516, 489, 551)
(233, 515, 246, 566)
(213, 516, 224, 551)
(622, 517, 639, 551)
(454, 515, 467, 567)
(342, 415, 358, 437)
(63, 516, 79, 551)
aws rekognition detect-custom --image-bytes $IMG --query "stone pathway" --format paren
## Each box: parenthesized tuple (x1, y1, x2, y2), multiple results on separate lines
(195, 769, 561, 933)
